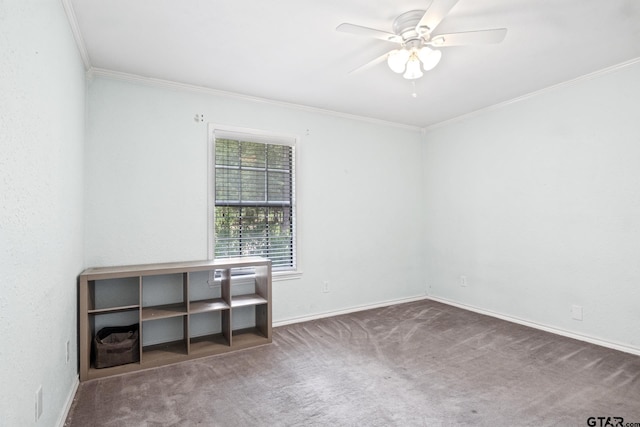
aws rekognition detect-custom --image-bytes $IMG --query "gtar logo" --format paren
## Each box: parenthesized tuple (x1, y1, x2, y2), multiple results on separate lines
(587, 417, 624, 427)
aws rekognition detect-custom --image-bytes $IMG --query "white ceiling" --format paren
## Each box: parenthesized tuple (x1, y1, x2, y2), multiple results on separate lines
(69, 0, 640, 128)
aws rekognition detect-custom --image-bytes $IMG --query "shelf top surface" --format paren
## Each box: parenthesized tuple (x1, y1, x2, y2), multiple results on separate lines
(231, 294, 268, 307)
(81, 257, 271, 279)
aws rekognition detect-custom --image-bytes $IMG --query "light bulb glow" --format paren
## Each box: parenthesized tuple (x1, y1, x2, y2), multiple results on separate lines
(403, 55, 423, 80)
(418, 47, 442, 71)
(387, 49, 410, 73)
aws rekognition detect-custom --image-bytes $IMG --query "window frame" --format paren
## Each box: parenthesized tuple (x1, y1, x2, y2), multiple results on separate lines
(208, 124, 301, 281)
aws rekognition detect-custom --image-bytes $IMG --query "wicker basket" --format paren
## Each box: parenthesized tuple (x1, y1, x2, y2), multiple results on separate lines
(93, 324, 140, 369)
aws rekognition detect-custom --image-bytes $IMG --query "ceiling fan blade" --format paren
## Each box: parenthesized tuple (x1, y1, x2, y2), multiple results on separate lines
(429, 28, 507, 46)
(348, 51, 391, 74)
(416, 0, 459, 34)
(336, 23, 402, 44)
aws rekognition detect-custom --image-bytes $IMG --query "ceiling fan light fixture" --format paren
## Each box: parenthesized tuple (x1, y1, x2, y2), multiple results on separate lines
(403, 55, 423, 80)
(387, 49, 410, 73)
(337, 2, 508, 81)
(418, 46, 442, 71)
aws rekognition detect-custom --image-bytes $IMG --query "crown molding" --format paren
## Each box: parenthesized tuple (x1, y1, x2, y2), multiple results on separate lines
(57, 1, 640, 133)
(61, 0, 91, 69)
(423, 56, 640, 133)
(87, 67, 422, 132)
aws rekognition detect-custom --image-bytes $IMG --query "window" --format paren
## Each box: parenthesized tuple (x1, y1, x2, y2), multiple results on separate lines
(211, 128, 296, 272)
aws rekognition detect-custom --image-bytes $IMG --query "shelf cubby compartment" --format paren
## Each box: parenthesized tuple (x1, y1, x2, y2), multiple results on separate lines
(229, 264, 269, 308)
(141, 316, 188, 361)
(231, 302, 270, 349)
(141, 273, 187, 312)
(188, 268, 231, 314)
(189, 310, 231, 355)
(87, 277, 140, 313)
(87, 310, 142, 375)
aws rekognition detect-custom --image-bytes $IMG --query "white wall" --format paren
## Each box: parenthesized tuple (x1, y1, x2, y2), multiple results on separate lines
(85, 75, 426, 323)
(0, 1, 85, 425)
(422, 61, 640, 351)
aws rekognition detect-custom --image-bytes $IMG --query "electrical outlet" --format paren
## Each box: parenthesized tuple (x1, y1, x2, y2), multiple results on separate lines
(322, 281, 330, 293)
(208, 270, 216, 288)
(35, 386, 43, 421)
(460, 275, 467, 287)
(571, 305, 583, 321)
(66, 340, 70, 364)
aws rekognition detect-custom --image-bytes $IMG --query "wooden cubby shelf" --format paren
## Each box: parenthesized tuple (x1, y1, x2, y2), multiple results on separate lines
(190, 299, 230, 313)
(78, 257, 272, 382)
(231, 294, 268, 307)
(141, 303, 188, 320)
(87, 305, 139, 315)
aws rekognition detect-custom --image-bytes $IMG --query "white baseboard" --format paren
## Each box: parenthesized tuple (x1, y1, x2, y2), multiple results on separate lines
(273, 295, 430, 328)
(274, 294, 640, 356)
(56, 375, 79, 427)
(427, 295, 640, 356)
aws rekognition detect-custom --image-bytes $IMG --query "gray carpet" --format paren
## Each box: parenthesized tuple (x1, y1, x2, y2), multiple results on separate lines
(65, 300, 640, 426)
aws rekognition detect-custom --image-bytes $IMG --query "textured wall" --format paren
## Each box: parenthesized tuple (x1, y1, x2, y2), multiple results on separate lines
(422, 61, 640, 351)
(0, 0, 85, 425)
(85, 76, 426, 324)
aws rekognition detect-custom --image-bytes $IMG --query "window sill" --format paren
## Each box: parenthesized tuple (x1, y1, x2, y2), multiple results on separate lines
(273, 270, 303, 282)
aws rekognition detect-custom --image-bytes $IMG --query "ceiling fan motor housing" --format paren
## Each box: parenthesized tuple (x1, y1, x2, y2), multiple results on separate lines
(393, 10, 431, 44)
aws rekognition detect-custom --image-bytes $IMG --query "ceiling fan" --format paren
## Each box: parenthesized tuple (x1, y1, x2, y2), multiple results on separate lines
(336, 0, 507, 80)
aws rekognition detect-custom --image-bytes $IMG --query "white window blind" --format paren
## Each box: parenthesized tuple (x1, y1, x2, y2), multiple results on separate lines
(214, 133, 296, 271)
